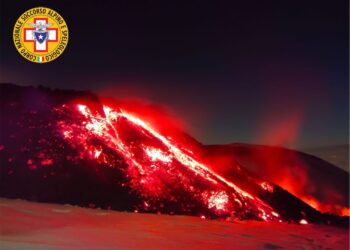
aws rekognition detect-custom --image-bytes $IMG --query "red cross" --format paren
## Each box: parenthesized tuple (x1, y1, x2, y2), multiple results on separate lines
(23, 18, 58, 52)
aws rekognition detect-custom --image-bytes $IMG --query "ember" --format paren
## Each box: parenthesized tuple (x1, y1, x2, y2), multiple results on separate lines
(299, 219, 308, 225)
(206, 191, 229, 211)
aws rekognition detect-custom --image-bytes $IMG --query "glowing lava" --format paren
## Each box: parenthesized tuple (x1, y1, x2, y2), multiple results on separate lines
(145, 147, 172, 163)
(206, 191, 229, 211)
(57, 103, 280, 220)
(299, 219, 308, 225)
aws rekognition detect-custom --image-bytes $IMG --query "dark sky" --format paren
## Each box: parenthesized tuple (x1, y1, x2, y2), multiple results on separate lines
(0, 0, 348, 148)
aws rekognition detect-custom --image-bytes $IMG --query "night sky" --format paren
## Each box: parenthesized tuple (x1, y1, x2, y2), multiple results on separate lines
(0, 0, 348, 148)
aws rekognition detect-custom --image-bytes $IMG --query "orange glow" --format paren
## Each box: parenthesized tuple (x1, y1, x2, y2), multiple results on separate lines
(300, 196, 350, 217)
(238, 144, 349, 217)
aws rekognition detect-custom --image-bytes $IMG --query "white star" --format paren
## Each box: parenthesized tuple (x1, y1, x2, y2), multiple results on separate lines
(38, 34, 43, 40)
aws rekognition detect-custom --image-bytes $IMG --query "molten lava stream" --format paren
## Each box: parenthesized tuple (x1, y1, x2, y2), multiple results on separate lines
(57, 103, 281, 221)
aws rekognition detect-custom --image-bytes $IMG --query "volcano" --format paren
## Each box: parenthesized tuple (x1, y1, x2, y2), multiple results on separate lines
(0, 83, 348, 227)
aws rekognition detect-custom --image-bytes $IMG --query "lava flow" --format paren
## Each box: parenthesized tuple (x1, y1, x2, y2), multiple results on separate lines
(56, 102, 280, 221)
(1, 84, 348, 226)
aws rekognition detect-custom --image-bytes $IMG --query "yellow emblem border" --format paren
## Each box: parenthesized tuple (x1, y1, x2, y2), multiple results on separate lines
(13, 7, 69, 63)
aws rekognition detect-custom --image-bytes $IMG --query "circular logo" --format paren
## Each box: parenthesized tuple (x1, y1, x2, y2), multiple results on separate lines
(13, 7, 69, 63)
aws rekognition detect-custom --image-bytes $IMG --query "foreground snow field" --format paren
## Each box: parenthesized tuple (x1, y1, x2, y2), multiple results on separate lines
(0, 198, 348, 249)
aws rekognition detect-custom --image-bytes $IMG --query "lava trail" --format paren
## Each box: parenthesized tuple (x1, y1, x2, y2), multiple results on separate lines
(57, 102, 280, 221)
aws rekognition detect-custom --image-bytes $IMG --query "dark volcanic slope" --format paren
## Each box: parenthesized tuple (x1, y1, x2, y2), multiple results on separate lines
(0, 83, 348, 226)
(202, 144, 349, 216)
(302, 145, 349, 172)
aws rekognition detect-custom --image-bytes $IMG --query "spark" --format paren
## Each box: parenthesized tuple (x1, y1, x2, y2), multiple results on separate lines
(260, 182, 274, 192)
(299, 219, 308, 225)
(94, 148, 102, 159)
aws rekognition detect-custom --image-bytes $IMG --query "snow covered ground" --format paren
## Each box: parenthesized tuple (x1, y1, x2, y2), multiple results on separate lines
(0, 198, 348, 249)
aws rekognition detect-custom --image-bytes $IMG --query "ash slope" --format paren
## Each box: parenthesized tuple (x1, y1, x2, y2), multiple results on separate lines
(0, 83, 348, 226)
(0, 198, 349, 250)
